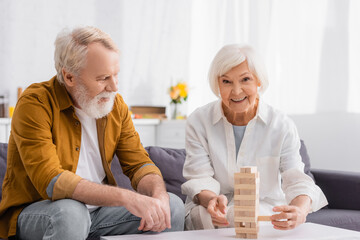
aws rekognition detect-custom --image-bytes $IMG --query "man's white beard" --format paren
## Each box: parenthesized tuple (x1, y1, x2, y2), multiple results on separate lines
(74, 83, 116, 119)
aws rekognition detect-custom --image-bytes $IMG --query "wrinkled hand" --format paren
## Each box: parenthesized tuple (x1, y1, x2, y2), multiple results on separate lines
(125, 193, 168, 232)
(271, 205, 307, 230)
(139, 193, 171, 232)
(207, 194, 229, 227)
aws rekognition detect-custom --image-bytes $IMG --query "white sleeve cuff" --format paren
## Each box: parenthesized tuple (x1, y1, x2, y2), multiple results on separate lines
(181, 177, 220, 201)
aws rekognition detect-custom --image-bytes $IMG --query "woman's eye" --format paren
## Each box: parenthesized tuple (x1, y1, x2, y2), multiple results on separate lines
(243, 77, 250, 82)
(222, 79, 230, 84)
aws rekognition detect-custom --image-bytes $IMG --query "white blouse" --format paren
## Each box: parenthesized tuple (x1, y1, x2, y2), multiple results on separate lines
(181, 99, 328, 215)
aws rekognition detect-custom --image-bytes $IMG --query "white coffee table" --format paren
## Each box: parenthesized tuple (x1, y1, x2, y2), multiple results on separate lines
(100, 222, 360, 240)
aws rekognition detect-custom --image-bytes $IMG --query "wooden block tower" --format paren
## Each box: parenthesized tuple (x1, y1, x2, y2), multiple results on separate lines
(234, 166, 260, 239)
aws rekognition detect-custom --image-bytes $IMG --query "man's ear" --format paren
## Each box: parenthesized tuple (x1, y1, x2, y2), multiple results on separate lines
(62, 68, 75, 87)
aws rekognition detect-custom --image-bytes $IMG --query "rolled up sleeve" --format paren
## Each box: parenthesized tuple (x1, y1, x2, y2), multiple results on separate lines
(52, 171, 83, 200)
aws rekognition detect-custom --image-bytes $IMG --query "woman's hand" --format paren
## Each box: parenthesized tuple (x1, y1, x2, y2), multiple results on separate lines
(271, 195, 311, 230)
(207, 194, 230, 227)
(270, 205, 307, 230)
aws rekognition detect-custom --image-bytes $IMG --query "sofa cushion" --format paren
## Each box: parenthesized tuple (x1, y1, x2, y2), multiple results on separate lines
(0, 143, 7, 201)
(145, 146, 187, 202)
(110, 147, 187, 202)
(110, 155, 133, 190)
(300, 139, 315, 181)
(307, 208, 360, 231)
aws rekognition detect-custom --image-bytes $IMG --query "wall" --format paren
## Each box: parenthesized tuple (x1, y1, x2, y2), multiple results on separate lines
(290, 113, 360, 172)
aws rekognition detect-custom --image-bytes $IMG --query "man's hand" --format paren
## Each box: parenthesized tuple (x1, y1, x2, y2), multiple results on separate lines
(72, 177, 171, 232)
(207, 194, 229, 227)
(124, 192, 168, 232)
(141, 193, 171, 232)
(136, 174, 171, 232)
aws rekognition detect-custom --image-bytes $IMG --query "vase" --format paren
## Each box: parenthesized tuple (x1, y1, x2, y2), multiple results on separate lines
(170, 102, 187, 120)
(171, 103, 178, 120)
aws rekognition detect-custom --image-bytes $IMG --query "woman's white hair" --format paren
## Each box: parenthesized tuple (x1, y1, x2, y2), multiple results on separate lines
(208, 44, 268, 97)
(54, 26, 119, 85)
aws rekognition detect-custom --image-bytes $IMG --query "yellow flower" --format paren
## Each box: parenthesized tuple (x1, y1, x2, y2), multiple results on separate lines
(177, 83, 188, 98)
(169, 81, 188, 104)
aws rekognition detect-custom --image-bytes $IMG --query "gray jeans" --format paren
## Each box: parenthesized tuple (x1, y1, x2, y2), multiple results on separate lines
(16, 192, 185, 240)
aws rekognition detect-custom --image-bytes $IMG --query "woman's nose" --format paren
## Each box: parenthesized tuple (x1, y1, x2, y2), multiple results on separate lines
(232, 84, 243, 95)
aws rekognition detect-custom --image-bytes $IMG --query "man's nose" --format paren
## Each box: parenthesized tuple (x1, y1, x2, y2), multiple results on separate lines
(106, 76, 118, 92)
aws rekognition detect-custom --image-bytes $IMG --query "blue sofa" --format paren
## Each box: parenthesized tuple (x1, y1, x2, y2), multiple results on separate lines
(1, 140, 360, 235)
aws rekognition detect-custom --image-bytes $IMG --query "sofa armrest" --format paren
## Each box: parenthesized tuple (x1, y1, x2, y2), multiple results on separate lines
(311, 168, 360, 210)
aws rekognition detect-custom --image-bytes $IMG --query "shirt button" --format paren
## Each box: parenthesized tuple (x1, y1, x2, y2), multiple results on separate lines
(75, 147, 80, 151)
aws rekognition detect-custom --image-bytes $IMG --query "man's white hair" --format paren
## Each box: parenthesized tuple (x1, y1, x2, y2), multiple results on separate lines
(54, 26, 119, 84)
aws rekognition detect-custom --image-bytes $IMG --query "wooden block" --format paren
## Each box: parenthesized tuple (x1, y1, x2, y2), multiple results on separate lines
(246, 233, 258, 239)
(234, 184, 257, 189)
(234, 178, 257, 185)
(236, 233, 247, 238)
(250, 222, 258, 228)
(234, 206, 256, 211)
(240, 168, 248, 173)
(236, 199, 259, 206)
(244, 166, 257, 173)
(235, 210, 255, 217)
(237, 178, 258, 185)
(234, 173, 258, 179)
(234, 194, 258, 200)
(258, 216, 272, 221)
(234, 216, 257, 222)
(235, 227, 258, 234)
(239, 189, 258, 195)
(236, 177, 258, 184)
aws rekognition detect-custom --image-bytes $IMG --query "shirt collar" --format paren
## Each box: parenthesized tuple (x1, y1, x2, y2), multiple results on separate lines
(212, 97, 269, 125)
(53, 76, 75, 111)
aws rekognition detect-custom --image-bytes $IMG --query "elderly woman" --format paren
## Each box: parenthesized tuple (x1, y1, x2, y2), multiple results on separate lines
(181, 44, 328, 231)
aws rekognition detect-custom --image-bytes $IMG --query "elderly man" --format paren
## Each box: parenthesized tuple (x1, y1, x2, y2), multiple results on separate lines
(0, 26, 184, 240)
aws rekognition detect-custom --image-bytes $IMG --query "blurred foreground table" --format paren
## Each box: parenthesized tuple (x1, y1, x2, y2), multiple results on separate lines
(101, 222, 360, 240)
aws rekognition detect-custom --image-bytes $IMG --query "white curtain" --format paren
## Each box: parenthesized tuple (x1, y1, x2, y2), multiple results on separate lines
(1, 0, 359, 116)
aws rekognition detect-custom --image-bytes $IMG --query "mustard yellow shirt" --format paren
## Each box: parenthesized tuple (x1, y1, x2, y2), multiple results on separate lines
(0, 77, 162, 238)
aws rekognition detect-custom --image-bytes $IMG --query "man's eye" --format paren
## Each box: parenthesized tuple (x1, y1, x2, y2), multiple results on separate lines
(99, 76, 109, 81)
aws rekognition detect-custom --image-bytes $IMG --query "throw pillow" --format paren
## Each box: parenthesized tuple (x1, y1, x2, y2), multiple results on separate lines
(0, 143, 8, 201)
(145, 146, 187, 202)
(300, 139, 315, 181)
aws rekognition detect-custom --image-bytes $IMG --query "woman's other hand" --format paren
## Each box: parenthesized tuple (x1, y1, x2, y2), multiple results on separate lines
(207, 194, 230, 227)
